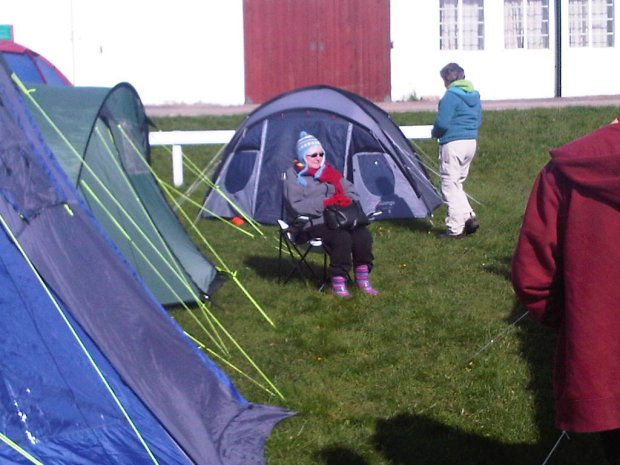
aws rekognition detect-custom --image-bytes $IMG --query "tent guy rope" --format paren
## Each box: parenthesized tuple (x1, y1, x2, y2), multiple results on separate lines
(0, 210, 162, 465)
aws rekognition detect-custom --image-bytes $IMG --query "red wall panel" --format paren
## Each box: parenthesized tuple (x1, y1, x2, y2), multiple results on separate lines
(243, 0, 391, 104)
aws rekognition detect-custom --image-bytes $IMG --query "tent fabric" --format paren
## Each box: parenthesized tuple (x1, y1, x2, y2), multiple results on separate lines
(0, 56, 293, 465)
(202, 85, 442, 224)
(24, 82, 217, 306)
(0, 229, 194, 465)
(0, 40, 72, 86)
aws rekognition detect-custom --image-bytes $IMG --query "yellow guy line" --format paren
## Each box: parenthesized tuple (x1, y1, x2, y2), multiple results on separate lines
(0, 432, 44, 465)
(0, 211, 161, 465)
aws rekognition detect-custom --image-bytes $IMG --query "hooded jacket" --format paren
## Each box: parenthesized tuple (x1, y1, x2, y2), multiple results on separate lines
(512, 121, 620, 433)
(431, 80, 482, 144)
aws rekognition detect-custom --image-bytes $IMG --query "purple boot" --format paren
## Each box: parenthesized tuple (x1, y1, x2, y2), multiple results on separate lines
(355, 265, 379, 295)
(331, 275, 352, 298)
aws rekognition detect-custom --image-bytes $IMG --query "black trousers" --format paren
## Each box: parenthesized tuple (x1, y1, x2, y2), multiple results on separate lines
(601, 429, 620, 465)
(306, 224, 374, 277)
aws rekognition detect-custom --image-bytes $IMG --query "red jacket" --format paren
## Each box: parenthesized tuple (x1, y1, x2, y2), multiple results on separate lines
(512, 122, 620, 433)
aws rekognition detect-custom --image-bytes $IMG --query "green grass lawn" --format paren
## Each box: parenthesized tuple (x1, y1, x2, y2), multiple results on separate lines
(151, 106, 618, 465)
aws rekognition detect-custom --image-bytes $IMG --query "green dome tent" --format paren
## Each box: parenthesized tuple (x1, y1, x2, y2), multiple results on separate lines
(24, 82, 218, 306)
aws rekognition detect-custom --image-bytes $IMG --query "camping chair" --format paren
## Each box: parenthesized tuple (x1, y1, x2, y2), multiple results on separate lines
(277, 171, 329, 289)
(277, 170, 384, 289)
(277, 216, 329, 289)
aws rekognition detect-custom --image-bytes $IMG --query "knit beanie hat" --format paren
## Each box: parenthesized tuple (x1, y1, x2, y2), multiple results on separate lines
(296, 131, 323, 159)
(295, 131, 326, 184)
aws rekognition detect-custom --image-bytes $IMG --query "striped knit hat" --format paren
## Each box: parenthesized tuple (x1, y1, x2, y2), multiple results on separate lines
(295, 131, 325, 184)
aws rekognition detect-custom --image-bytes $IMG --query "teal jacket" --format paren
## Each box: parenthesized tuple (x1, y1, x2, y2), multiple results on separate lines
(431, 80, 482, 144)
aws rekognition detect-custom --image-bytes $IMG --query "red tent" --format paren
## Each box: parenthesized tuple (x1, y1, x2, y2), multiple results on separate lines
(0, 40, 71, 86)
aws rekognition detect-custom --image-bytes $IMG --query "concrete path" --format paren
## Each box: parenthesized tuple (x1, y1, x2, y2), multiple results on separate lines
(145, 94, 620, 117)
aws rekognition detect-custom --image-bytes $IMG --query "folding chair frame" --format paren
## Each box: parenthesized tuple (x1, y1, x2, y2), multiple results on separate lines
(277, 219, 328, 289)
(278, 169, 377, 290)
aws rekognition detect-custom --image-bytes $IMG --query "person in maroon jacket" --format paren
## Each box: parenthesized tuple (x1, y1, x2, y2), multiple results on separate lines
(512, 119, 620, 464)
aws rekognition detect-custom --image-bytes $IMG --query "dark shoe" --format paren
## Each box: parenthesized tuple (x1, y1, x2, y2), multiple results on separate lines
(438, 232, 465, 240)
(464, 217, 480, 235)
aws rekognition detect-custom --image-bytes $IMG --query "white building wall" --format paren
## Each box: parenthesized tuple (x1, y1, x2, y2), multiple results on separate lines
(563, 46, 620, 96)
(3, 0, 245, 105)
(559, 3, 620, 97)
(3, 1, 619, 105)
(391, 1, 558, 101)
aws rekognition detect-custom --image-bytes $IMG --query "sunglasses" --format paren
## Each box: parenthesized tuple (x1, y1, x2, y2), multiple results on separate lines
(306, 152, 325, 158)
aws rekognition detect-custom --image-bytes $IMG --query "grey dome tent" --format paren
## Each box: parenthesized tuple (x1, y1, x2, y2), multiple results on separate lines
(202, 85, 442, 224)
(20, 81, 218, 306)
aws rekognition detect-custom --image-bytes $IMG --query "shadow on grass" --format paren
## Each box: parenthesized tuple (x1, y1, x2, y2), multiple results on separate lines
(314, 446, 370, 465)
(371, 413, 534, 465)
(312, 413, 541, 465)
(506, 300, 604, 464)
(313, 412, 604, 465)
(244, 254, 325, 285)
(374, 218, 436, 234)
(482, 255, 512, 282)
(243, 219, 434, 282)
(510, 302, 555, 437)
(311, 300, 605, 465)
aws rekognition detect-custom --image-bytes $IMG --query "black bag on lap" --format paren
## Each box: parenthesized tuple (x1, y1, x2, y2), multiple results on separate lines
(323, 201, 370, 230)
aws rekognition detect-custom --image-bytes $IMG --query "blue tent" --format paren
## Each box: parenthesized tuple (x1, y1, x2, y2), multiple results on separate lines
(0, 57, 292, 464)
(0, 40, 72, 86)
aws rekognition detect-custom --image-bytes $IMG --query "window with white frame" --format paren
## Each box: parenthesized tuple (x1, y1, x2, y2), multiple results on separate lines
(569, 0, 615, 47)
(440, 0, 485, 50)
(505, 0, 550, 48)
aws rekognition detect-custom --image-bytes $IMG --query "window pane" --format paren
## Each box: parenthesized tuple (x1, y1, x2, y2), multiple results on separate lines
(569, 0, 615, 47)
(527, 0, 550, 48)
(440, 0, 459, 50)
(591, 0, 615, 46)
(608, 0, 616, 46)
(463, 0, 484, 50)
(505, 0, 525, 48)
(440, 0, 485, 51)
(569, 0, 589, 46)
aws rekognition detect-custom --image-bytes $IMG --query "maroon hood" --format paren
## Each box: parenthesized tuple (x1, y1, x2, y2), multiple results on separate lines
(550, 121, 620, 206)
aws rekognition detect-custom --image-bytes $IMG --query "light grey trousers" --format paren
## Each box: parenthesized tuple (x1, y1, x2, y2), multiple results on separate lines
(439, 139, 477, 235)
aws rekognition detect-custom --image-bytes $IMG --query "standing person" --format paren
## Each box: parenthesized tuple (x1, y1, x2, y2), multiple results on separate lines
(511, 119, 620, 465)
(432, 62, 482, 238)
(282, 131, 379, 298)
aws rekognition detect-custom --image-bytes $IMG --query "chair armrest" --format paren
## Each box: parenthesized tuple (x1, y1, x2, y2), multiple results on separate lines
(368, 210, 383, 221)
(277, 219, 290, 231)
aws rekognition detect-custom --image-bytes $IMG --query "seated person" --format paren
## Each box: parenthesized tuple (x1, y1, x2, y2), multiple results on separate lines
(282, 131, 379, 297)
